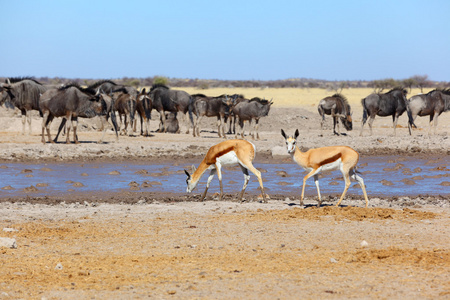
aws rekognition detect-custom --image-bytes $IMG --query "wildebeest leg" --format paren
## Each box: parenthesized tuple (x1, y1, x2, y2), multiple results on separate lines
(319, 109, 325, 136)
(428, 113, 435, 135)
(65, 114, 73, 144)
(20, 110, 26, 135)
(41, 111, 50, 144)
(236, 119, 245, 139)
(194, 115, 202, 137)
(368, 114, 376, 136)
(392, 114, 399, 136)
(217, 117, 222, 138)
(226, 116, 232, 134)
(118, 114, 124, 135)
(26, 110, 33, 135)
(331, 107, 340, 135)
(249, 119, 255, 140)
(433, 113, 439, 135)
(333, 116, 339, 135)
(184, 112, 191, 134)
(72, 117, 79, 144)
(53, 118, 67, 142)
(255, 119, 260, 140)
(45, 115, 55, 144)
(98, 116, 110, 143)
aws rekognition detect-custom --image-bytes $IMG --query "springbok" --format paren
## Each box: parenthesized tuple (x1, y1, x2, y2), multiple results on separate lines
(184, 139, 266, 202)
(281, 129, 369, 207)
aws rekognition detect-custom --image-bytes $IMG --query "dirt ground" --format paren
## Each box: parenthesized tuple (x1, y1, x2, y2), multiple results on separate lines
(0, 102, 449, 299)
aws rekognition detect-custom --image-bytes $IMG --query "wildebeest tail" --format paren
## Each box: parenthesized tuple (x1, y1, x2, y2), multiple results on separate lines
(110, 98, 119, 134)
(406, 104, 416, 129)
(188, 95, 194, 125)
(143, 97, 152, 120)
(361, 98, 368, 124)
(128, 99, 136, 124)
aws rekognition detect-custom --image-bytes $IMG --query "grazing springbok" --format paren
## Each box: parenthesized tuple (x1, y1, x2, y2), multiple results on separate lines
(407, 89, 450, 135)
(281, 129, 368, 207)
(317, 93, 352, 135)
(360, 87, 408, 136)
(184, 139, 266, 202)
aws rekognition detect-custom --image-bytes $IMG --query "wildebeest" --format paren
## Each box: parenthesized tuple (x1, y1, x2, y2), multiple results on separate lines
(225, 94, 246, 135)
(0, 77, 48, 135)
(232, 97, 273, 140)
(111, 88, 137, 136)
(53, 92, 119, 144)
(40, 84, 105, 144)
(317, 93, 352, 136)
(148, 84, 194, 133)
(191, 94, 236, 138)
(407, 89, 450, 135)
(134, 88, 152, 136)
(360, 87, 408, 136)
(164, 112, 180, 133)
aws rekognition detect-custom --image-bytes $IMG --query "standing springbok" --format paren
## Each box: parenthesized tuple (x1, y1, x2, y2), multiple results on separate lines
(184, 139, 266, 202)
(281, 129, 368, 207)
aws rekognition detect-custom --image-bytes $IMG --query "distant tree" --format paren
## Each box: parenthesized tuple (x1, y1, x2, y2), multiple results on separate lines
(402, 78, 417, 93)
(411, 75, 431, 93)
(153, 76, 169, 86)
(127, 79, 141, 87)
(370, 78, 398, 93)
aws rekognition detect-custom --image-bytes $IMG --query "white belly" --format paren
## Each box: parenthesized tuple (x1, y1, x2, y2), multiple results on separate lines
(215, 151, 240, 166)
(305, 158, 342, 175)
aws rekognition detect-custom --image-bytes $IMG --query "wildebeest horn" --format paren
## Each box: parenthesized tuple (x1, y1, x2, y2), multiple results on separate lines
(6, 78, 11, 85)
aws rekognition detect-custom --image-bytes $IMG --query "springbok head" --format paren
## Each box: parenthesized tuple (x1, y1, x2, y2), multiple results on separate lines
(281, 129, 299, 154)
(184, 165, 198, 193)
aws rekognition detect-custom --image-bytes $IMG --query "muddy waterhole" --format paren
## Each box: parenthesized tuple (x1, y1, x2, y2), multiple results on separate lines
(0, 155, 448, 199)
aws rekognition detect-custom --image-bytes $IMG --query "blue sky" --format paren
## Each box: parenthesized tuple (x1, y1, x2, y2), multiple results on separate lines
(1, 0, 449, 81)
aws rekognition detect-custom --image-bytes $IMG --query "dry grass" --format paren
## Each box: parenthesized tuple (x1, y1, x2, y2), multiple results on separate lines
(167, 87, 434, 112)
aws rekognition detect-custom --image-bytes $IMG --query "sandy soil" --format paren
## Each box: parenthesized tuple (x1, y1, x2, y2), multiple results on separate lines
(0, 103, 449, 299)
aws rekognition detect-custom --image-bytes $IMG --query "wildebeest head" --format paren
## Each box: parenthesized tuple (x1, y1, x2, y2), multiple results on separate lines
(222, 94, 238, 116)
(340, 107, 353, 131)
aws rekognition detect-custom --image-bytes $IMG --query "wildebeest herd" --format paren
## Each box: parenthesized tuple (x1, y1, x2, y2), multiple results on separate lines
(318, 87, 450, 136)
(0, 78, 449, 143)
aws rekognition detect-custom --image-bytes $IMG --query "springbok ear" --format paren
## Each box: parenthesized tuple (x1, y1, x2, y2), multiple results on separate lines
(294, 129, 299, 139)
(184, 169, 191, 178)
(191, 165, 197, 174)
(281, 129, 287, 139)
